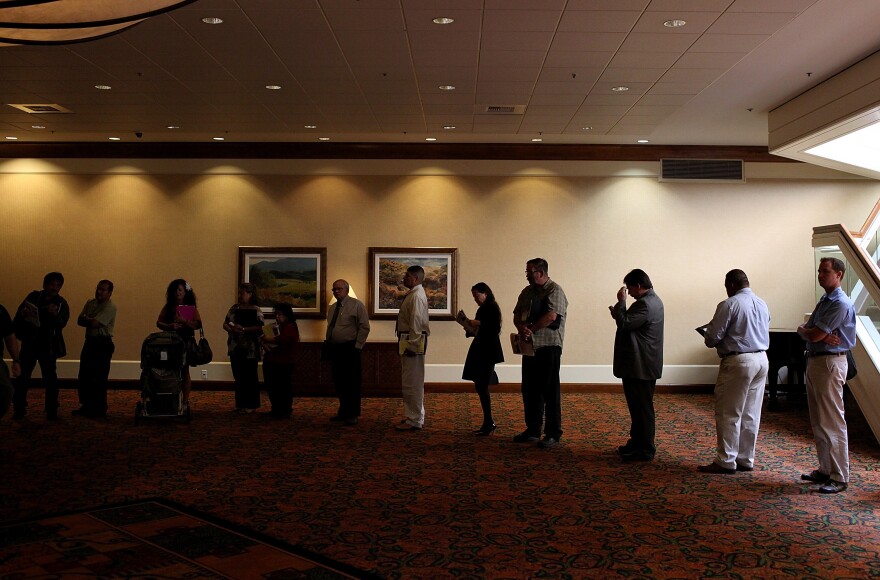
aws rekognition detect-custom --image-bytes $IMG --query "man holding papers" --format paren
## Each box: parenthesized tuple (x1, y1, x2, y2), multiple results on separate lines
(699, 269, 770, 475)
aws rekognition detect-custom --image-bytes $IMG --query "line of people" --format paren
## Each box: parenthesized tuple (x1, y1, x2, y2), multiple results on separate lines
(608, 259, 856, 495)
(0, 258, 857, 494)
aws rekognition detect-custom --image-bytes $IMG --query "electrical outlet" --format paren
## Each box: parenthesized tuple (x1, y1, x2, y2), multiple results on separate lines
(201, 369, 208, 380)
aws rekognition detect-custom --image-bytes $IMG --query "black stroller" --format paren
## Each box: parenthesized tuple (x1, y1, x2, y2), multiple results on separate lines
(135, 331, 191, 423)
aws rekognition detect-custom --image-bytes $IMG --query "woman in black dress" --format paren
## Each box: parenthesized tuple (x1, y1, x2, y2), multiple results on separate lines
(462, 282, 504, 436)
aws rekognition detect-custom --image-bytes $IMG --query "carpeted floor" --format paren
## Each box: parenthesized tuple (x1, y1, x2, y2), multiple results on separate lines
(1, 498, 375, 579)
(1, 389, 879, 579)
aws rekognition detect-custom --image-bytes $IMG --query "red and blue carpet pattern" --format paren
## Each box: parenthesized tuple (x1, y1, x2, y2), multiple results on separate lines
(1, 389, 878, 579)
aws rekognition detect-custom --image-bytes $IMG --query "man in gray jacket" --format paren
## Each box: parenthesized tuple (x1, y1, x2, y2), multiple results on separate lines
(609, 269, 664, 462)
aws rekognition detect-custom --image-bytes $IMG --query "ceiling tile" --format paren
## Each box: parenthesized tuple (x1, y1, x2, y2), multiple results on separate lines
(543, 51, 614, 68)
(689, 33, 768, 53)
(558, 10, 642, 32)
(550, 32, 627, 52)
(483, 9, 563, 31)
(618, 32, 700, 52)
(708, 12, 798, 35)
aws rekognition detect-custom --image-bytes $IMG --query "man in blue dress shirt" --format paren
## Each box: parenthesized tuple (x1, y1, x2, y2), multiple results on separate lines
(797, 257, 856, 494)
(699, 269, 770, 474)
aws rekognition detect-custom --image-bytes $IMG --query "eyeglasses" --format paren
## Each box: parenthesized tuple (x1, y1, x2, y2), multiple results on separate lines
(332, 287, 346, 292)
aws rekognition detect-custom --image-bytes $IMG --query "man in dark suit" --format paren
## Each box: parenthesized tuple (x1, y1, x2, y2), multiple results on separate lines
(609, 269, 664, 461)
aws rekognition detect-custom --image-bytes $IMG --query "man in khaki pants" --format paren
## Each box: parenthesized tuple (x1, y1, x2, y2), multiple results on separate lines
(395, 265, 430, 431)
(798, 257, 856, 494)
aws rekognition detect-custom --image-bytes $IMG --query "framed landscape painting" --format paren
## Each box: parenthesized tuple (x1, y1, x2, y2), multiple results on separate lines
(238, 247, 327, 318)
(368, 247, 457, 320)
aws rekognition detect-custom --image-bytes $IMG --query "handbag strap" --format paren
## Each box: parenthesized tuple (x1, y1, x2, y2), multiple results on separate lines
(198, 327, 206, 339)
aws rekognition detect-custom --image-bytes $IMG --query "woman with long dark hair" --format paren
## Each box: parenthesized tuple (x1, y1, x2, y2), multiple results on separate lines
(222, 282, 264, 413)
(156, 278, 201, 408)
(462, 282, 504, 435)
(261, 302, 299, 419)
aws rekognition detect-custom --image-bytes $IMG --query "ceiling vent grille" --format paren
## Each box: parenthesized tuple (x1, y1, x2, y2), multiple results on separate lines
(8, 104, 72, 114)
(660, 159, 744, 182)
(477, 104, 526, 115)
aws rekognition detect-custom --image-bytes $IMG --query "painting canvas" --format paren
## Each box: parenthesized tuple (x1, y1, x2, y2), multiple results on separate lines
(369, 247, 457, 320)
(238, 247, 327, 318)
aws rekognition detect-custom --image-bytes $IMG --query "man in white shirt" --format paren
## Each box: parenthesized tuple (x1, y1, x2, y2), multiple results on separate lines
(396, 266, 430, 431)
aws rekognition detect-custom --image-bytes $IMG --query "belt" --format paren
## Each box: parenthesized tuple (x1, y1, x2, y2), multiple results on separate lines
(721, 350, 764, 358)
(808, 351, 845, 357)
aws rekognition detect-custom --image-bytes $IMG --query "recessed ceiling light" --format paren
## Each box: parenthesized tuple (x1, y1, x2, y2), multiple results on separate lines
(202, 17, 223, 24)
(212, 137, 225, 141)
(611, 85, 629, 92)
(531, 138, 543, 142)
(637, 139, 650, 143)
(581, 126, 592, 131)
(31, 125, 45, 129)
(94, 85, 112, 90)
(426, 137, 437, 141)
(5, 136, 17, 140)
(443, 125, 456, 130)
(663, 19, 686, 28)
(433, 17, 454, 25)
(319, 137, 330, 141)
(304, 125, 317, 129)
(439, 85, 455, 91)
(166, 125, 179, 129)
(108, 137, 121, 141)
(265, 85, 281, 90)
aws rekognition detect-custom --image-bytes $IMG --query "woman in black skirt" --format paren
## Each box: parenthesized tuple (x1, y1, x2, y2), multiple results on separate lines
(462, 282, 504, 436)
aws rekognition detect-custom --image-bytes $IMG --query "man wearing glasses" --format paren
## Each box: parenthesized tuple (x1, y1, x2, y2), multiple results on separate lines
(513, 258, 568, 448)
(325, 279, 370, 426)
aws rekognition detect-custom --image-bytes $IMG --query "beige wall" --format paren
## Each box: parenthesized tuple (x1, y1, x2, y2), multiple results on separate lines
(1, 158, 877, 383)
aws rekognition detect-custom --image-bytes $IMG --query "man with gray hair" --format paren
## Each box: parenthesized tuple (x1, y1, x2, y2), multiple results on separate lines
(698, 269, 770, 474)
(395, 265, 430, 431)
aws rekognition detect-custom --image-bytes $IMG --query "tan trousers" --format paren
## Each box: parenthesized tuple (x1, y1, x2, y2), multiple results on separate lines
(714, 352, 768, 469)
(806, 354, 849, 483)
(401, 354, 425, 428)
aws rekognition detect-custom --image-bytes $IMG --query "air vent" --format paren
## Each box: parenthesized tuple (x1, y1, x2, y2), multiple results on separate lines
(660, 159, 744, 182)
(476, 104, 526, 115)
(8, 104, 72, 114)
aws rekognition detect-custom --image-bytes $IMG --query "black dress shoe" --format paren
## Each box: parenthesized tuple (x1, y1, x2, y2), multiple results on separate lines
(735, 464, 754, 472)
(538, 436, 559, 448)
(818, 480, 847, 494)
(474, 424, 496, 436)
(617, 444, 637, 456)
(71, 408, 86, 416)
(343, 417, 359, 426)
(621, 451, 653, 462)
(801, 470, 831, 483)
(513, 431, 540, 443)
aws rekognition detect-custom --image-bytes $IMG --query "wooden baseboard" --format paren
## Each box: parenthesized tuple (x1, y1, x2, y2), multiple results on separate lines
(35, 379, 713, 396)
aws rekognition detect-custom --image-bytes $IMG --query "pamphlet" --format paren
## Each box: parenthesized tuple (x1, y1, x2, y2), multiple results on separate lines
(455, 309, 478, 336)
(176, 305, 196, 321)
(510, 332, 535, 356)
(398, 332, 427, 355)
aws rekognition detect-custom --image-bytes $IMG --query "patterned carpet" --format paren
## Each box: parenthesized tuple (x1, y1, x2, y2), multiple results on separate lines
(1, 389, 879, 579)
(1, 498, 374, 579)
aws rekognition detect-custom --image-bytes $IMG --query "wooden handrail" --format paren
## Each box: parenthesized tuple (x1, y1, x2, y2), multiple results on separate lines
(852, 197, 880, 238)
